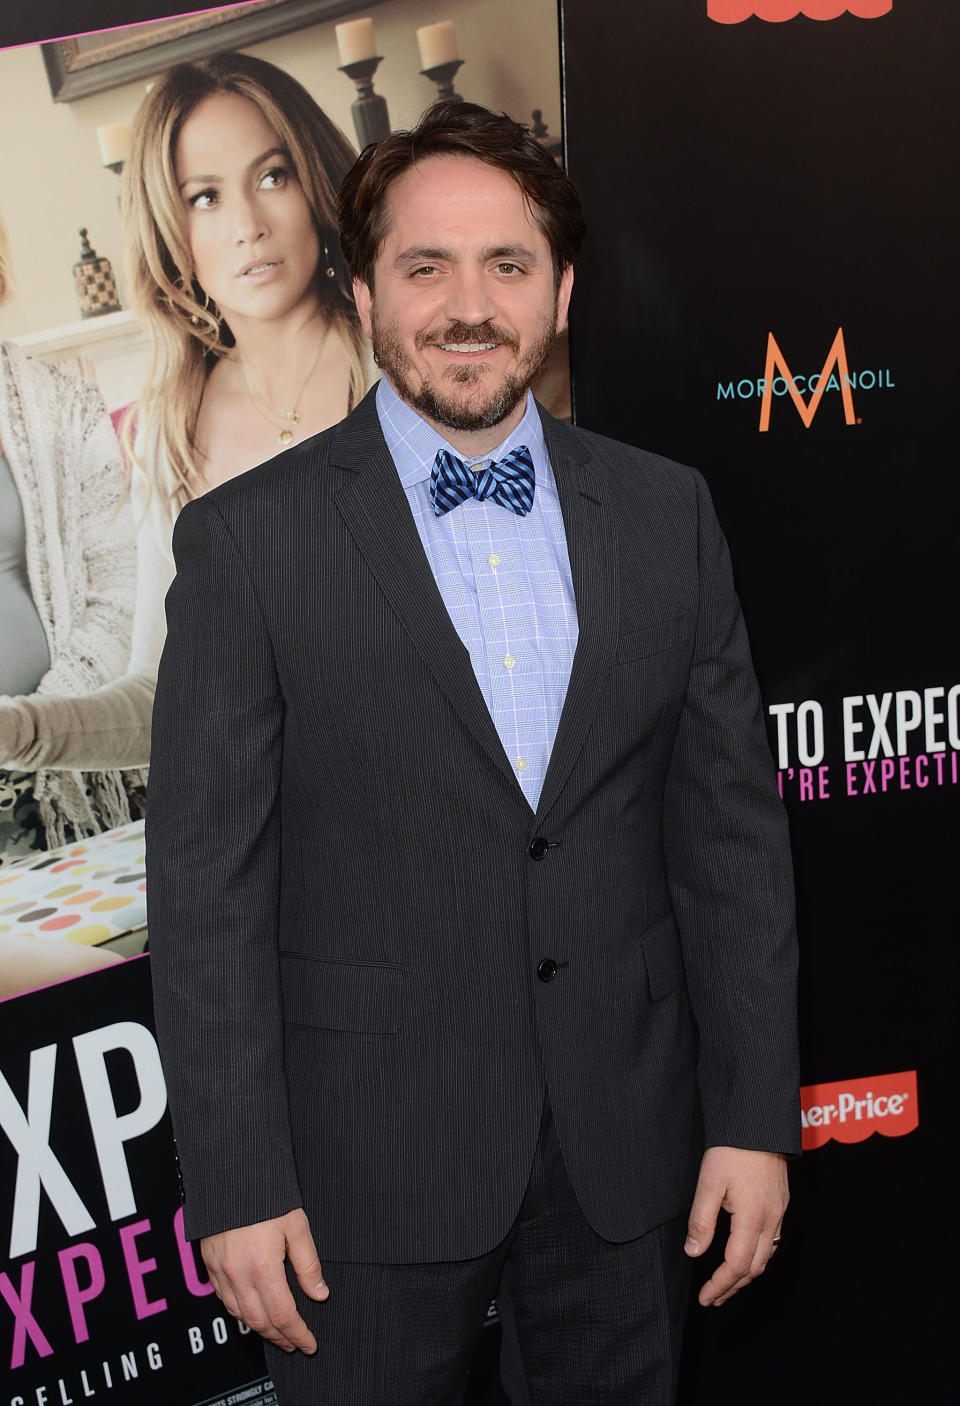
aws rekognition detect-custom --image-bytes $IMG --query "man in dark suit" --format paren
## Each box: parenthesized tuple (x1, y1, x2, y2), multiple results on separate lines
(147, 102, 799, 1405)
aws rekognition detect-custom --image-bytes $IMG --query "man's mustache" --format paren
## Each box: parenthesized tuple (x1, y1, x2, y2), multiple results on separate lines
(417, 322, 519, 352)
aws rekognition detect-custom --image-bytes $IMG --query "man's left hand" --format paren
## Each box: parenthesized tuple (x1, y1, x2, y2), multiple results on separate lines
(684, 1146, 788, 1307)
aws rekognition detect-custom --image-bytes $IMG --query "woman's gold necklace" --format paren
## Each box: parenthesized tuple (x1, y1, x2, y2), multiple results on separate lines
(240, 323, 330, 447)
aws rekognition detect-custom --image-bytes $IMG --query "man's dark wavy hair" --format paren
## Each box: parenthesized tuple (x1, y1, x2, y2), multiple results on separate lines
(337, 101, 586, 291)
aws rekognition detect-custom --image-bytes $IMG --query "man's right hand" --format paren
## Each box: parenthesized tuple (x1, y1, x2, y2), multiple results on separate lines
(200, 1208, 327, 1353)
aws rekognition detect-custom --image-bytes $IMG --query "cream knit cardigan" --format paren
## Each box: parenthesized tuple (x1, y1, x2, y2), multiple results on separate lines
(0, 342, 153, 847)
(0, 333, 375, 845)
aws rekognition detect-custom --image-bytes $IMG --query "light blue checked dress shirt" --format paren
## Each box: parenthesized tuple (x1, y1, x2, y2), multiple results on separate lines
(377, 378, 579, 811)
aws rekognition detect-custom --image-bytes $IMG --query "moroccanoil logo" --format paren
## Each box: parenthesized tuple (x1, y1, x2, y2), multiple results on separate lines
(708, 1, 892, 22)
(716, 327, 895, 431)
(801, 1070, 918, 1150)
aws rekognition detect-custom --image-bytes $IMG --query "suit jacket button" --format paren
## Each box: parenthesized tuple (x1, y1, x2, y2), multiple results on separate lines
(529, 836, 549, 860)
(537, 958, 558, 982)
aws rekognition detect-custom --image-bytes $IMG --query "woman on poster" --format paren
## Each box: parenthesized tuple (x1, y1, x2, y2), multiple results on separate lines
(0, 217, 142, 857)
(0, 53, 369, 805)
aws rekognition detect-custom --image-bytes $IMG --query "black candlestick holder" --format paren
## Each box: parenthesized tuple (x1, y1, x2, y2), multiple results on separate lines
(338, 56, 391, 148)
(420, 59, 464, 103)
(101, 159, 124, 213)
(531, 109, 563, 162)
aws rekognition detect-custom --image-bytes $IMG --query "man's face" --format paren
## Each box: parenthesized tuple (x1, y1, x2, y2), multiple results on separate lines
(353, 155, 573, 445)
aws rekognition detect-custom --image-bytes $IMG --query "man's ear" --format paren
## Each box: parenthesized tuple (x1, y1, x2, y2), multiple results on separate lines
(555, 264, 574, 337)
(353, 276, 373, 338)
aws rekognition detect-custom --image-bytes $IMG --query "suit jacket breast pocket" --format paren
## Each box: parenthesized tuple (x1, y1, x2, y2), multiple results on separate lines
(279, 954, 402, 1033)
(616, 611, 692, 664)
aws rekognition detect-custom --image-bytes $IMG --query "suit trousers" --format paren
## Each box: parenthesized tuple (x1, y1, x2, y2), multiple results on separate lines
(265, 1102, 691, 1405)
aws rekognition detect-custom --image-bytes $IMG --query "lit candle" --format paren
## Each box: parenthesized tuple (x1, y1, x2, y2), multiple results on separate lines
(416, 21, 460, 70)
(96, 122, 131, 167)
(336, 18, 377, 66)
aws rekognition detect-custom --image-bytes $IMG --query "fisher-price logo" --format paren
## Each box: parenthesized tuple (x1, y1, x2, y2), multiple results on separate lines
(801, 1070, 917, 1150)
(709, 2, 892, 21)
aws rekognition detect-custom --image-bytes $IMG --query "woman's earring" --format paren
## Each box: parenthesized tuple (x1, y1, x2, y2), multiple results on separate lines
(323, 243, 336, 278)
(183, 279, 222, 347)
(171, 274, 203, 326)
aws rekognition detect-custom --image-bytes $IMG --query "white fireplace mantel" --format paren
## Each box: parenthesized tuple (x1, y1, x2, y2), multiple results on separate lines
(11, 309, 150, 413)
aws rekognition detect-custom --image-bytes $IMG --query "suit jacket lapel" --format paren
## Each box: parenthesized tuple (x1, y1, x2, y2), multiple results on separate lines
(330, 391, 526, 800)
(328, 391, 619, 819)
(535, 410, 620, 823)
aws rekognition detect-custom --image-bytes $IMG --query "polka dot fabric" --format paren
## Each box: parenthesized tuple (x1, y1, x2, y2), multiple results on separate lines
(0, 821, 146, 945)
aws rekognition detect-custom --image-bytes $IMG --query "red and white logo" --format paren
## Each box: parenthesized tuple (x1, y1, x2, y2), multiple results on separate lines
(800, 1070, 917, 1149)
(709, 2, 892, 22)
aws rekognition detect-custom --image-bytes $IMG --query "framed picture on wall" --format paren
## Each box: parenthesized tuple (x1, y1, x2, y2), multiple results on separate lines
(42, 0, 388, 100)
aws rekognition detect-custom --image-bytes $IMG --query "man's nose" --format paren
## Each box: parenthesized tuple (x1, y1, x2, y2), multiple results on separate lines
(443, 267, 496, 326)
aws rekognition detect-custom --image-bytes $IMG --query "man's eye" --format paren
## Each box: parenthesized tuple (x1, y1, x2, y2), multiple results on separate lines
(496, 262, 522, 275)
(188, 188, 219, 210)
(411, 265, 438, 277)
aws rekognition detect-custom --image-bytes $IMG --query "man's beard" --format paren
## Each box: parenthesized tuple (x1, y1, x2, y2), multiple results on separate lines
(369, 310, 557, 433)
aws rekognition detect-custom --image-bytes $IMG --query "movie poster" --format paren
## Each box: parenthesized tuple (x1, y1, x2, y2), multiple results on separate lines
(0, 0, 566, 864)
(2, 4, 563, 1402)
(1, 958, 273, 1405)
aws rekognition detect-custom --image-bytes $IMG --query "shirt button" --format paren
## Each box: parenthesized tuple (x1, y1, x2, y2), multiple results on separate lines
(537, 958, 558, 982)
(515, 757, 527, 773)
(489, 553, 501, 568)
(472, 461, 487, 474)
(503, 655, 516, 671)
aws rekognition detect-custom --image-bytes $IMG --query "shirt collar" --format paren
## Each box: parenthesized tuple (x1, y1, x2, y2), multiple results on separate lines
(376, 377, 556, 496)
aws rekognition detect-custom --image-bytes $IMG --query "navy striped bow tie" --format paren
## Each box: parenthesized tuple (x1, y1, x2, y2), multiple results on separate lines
(430, 445, 535, 517)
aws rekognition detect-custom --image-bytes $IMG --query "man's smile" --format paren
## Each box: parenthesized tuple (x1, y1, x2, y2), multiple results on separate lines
(436, 341, 500, 354)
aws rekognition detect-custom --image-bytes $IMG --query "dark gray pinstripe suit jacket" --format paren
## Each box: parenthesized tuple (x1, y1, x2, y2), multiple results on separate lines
(147, 385, 800, 1258)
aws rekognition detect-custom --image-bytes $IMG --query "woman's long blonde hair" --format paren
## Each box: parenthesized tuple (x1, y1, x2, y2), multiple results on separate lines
(122, 52, 367, 508)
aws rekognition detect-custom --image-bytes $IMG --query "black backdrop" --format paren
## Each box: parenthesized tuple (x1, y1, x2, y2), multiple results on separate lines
(561, 1, 955, 1400)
